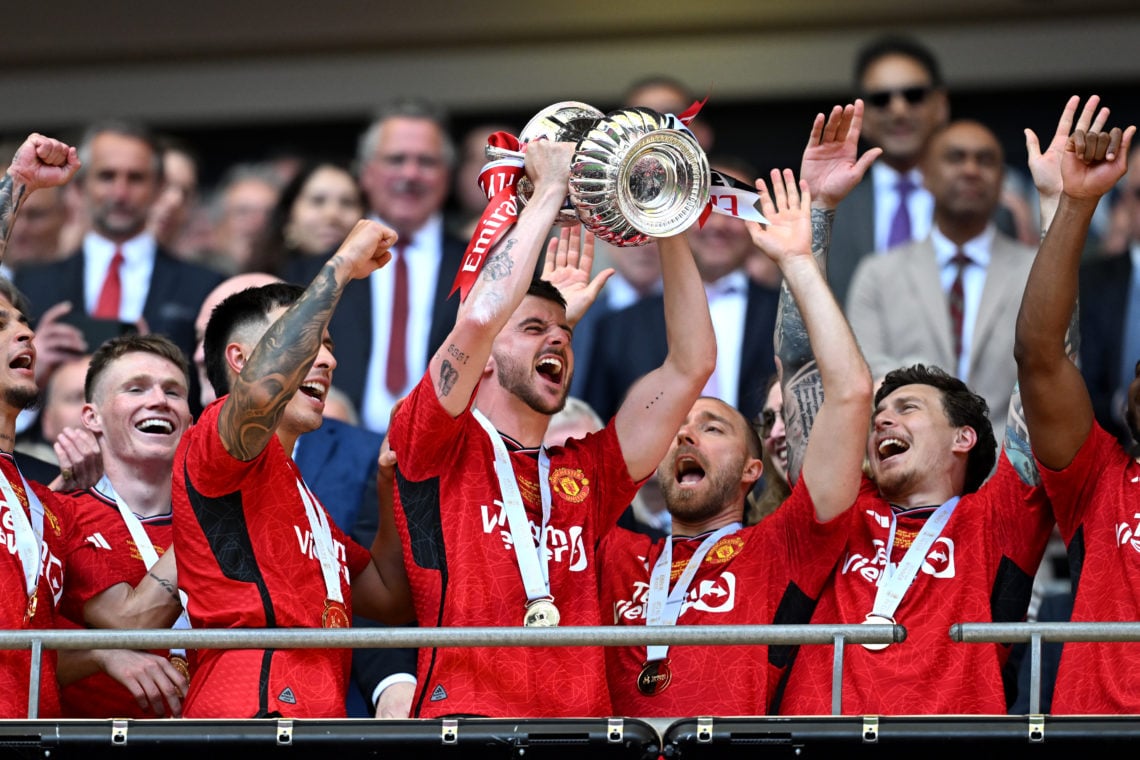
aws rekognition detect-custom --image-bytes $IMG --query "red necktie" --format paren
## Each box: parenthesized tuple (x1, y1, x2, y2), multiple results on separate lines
(385, 246, 408, 395)
(93, 248, 124, 320)
(948, 249, 971, 361)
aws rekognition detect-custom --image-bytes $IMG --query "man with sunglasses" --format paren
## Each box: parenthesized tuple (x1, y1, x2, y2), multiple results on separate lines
(826, 35, 950, 309)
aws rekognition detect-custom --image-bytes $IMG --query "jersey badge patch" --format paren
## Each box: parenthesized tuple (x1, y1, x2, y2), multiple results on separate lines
(550, 468, 590, 503)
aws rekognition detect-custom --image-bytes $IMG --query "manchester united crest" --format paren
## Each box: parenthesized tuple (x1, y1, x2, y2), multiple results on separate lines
(549, 468, 589, 503)
(707, 535, 744, 564)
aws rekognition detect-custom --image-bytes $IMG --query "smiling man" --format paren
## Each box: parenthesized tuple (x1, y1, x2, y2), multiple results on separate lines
(173, 219, 414, 718)
(56, 334, 193, 718)
(779, 360, 1054, 714)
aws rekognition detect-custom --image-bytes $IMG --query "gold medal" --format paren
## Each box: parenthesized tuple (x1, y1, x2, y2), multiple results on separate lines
(523, 598, 560, 627)
(23, 589, 37, 624)
(861, 613, 896, 652)
(169, 654, 190, 681)
(636, 660, 672, 696)
(322, 598, 349, 628)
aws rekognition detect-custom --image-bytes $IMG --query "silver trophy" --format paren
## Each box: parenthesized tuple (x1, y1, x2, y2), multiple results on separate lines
(486, 101, 710, 246)
(569, 107, 709, 247)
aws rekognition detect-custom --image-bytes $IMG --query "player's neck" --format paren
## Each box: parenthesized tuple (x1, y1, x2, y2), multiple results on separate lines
(103, 457, 173, 518)
(474, 385, 551, 449)
(669, 509, 744, 538)
(0, 401, 20, 453)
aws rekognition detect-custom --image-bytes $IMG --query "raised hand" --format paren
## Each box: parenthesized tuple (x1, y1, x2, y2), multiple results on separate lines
(31, 301, 86, 387)
(799, 100, 881, 209)
(747, 169, 812, 266)
(1061, 126, 1136, 201)
(6, 133, 80, 192)
(332, 219, 397, 281)
(539, 224, 613, 326)
(52, 426, 103, 492)
(1026, 95, 1111, 227)
(523, 139, 575, 197)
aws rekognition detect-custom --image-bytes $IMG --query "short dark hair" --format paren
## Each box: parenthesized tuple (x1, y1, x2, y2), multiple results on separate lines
(77, 119, 164, 182)
(875, 364, 996, 494)
(203, 282, 304, 398)
(85, 334, 190, 402)
(854, 35, 944, 91)
(527, 278, 567, 310)
(0, 276, 32, 320)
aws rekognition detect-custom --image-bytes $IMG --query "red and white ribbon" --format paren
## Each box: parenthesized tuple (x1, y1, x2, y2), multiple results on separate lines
(449, 132, 526, 301)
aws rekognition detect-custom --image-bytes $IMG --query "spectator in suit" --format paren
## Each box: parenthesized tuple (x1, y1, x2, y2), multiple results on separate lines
(846, 120, 1038, 442)
(285, 97, 464, 434)
(583, 156, 780, 424)
(827, 35, 950, 309)
(14, 120, 224, 411)
(1077, 141, 1140, 447)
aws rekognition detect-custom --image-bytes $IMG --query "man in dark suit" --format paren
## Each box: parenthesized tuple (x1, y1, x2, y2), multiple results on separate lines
(1078, 143, 1140, 447)
(286, 98, 464, 435)
(827, 36, 950, 309)
(15, 120, 223, 411)
(583, 160, 780, 423)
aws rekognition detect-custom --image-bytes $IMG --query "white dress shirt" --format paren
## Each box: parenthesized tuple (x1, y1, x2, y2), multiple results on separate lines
(82, 231, 157, 323)
(931, 225, 996, 382)
(872, 163, 934, 253)
(361, 214, 443, 433)
(701, 269, 748, 409)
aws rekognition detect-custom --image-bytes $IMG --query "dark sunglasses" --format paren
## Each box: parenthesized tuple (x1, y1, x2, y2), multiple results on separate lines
(864, 86, 932, 109)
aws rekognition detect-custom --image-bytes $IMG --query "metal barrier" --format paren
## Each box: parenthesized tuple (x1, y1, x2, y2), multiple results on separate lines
(2, 623, 905, 719)
(951, 621, 1140, 714)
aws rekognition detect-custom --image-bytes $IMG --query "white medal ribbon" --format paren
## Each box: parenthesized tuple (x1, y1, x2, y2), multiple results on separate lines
(645, 522, 741, 662)
(870, 497, 959, 620)
(473, 409, 553, 603)
(0, 466, 44, 600)
(294, 472, 344, 605)
(94, 476, 190, 656)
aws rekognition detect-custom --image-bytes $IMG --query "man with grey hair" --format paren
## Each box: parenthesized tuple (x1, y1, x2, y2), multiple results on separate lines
(286, 97, 465, 433)
(15, 120, 222, 411)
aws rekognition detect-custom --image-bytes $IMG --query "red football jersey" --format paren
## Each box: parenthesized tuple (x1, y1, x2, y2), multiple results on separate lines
(172, 399, 371, 718)
(390, 374, 641, 718)
(58, 487, 179, 718)
(600, 478, 849, 717)
(1040, 423, 1140, 713)
(780, 452, 1052, 715)
(0, 455, 122, 718)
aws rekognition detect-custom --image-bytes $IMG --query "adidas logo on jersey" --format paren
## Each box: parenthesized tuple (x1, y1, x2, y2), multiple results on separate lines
(85, 532, 112, 550)
(430, 684, 448, 702)
(278, 687, 297, 704)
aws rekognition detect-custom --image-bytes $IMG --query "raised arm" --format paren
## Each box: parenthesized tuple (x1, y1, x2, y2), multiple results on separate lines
(613, 230, 716, 481)
(219, 220, 395, 460)
(1015, 122, 1135, 470)
(780, 101, 879, 483)
(429, 139, 575, 418)
(749, 170, 872, 521)
(0, 133, 80, 266)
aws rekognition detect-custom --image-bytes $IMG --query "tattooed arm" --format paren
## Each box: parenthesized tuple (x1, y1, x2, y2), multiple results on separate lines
(219, 219, 395, 460)
(429, 139, 576, 419)
(750, 170, 871, 520)
(777, 101, 880, 484)
(1015, 123, 1134, 471)
(84, 547, 182, 630)
(0, 133, 80, 267)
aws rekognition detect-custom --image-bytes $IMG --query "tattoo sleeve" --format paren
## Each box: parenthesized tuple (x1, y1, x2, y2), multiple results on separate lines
(1004, 302, 1080, 487)
(0, 174, 27, 268)
(219, 264, 342, 460)
(777, 208, 836, 485)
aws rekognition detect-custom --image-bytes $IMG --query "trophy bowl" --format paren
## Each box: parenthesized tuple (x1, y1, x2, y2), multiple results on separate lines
(569, 107, 710, 247)
(486, 101, 604, 225)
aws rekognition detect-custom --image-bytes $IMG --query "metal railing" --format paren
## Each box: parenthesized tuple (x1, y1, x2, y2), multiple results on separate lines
(951, 621, 1140, 714)
(3, 623, 905, 719)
